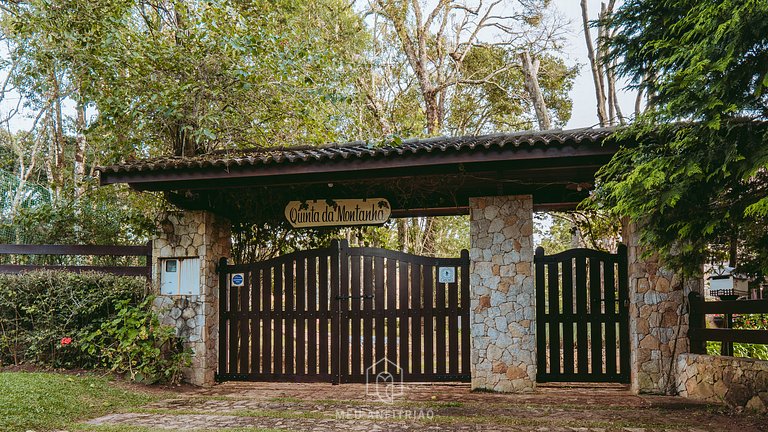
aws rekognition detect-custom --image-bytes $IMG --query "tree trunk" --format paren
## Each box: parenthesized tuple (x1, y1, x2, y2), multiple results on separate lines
(581, 0, 608, 127)
(520, 51, 551, 130)
(74, 99, 87, 199)
(424, 90, 441, 135)
(396, 219, 408, 252)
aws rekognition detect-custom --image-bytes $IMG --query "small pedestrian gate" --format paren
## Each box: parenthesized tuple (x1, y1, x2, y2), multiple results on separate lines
(217, 240, 471, 383)
(534, 245, 630, 383)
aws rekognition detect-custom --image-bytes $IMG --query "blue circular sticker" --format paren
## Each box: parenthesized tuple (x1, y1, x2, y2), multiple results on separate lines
(232, 274, 244, 285)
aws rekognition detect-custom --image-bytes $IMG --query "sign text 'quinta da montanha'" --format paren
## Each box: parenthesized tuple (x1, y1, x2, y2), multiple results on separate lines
(285, 198, 391, 228)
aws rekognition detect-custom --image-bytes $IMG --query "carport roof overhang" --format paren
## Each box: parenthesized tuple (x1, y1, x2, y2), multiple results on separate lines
(97, 127, 621, 224)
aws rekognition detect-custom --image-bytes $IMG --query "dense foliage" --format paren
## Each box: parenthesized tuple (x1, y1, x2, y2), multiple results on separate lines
(595, 0, 768, 278)
(0, 0, 577, 258)
(0, 271, 188, 383)
(707, 314, 768, 360)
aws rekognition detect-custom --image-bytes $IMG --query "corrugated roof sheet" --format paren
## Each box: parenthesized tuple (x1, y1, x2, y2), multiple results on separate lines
(97, 127, 617, 174)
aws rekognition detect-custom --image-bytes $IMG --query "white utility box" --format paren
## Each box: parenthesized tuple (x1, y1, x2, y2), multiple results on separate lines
(160, 257, 201, 296)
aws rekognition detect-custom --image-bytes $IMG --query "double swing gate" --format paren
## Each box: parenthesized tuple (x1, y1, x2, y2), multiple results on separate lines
(534, 245, 630, 383)
(218, 240, 471, 383)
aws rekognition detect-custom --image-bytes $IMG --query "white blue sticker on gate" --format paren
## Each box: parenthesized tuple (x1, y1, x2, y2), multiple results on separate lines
(231, 273, 245, 287)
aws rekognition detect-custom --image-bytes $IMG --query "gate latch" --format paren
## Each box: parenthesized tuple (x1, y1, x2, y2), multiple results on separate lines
(335, 294, 375, 300)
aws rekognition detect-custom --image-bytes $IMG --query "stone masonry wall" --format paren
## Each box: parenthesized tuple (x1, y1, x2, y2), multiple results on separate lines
(469, 195, 536, 392)
(676, 353, 768, 413)
(623, 221, 702, 394)
(152, 210, 231, 386)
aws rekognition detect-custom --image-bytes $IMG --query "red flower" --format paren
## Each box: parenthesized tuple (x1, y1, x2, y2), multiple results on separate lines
(60, 337, 72, 346)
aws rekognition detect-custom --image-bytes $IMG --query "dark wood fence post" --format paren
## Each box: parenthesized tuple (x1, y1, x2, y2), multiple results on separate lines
(687, 291, 706, 354)
(145, 240, 153, 279)
(330, 239, 342, 385)
(534, 246, 546, 380)
(217, 256, 229, 380)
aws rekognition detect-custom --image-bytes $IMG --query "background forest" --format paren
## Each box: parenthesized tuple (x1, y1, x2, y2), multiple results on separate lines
(0, 0, 603, 260)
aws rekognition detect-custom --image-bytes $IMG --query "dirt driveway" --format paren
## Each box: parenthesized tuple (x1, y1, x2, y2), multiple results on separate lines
(84, 382, 766, 431)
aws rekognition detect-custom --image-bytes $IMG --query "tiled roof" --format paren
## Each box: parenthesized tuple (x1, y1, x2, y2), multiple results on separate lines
(97, 127, 617, 175)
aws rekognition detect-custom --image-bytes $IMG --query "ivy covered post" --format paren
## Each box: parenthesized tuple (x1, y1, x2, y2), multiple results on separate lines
(151, 210, 231, 386)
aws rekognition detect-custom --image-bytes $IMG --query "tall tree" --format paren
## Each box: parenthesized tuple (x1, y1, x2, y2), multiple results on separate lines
(362, 0, 572, 136)
(593, 0, 768, 277)
(580, 0, 629, 126)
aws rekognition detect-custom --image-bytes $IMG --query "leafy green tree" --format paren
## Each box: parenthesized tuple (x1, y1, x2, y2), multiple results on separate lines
(594, 0, 768, 277)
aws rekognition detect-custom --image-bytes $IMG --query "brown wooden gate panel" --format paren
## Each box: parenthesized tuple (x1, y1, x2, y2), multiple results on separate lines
(218, 240, 471, 383)
(534, 245, 630, 383)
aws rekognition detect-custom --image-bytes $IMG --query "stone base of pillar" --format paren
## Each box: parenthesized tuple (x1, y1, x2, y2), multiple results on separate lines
(623, 220, 703, 394)
(469, 195, 536, 392)
(152, 210, 231, 386)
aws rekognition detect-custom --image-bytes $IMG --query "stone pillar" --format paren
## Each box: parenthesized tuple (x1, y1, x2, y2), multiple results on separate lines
(152, 210, 231, 386)
(469, 195, 536, 392)
(623, 220, 702, 394)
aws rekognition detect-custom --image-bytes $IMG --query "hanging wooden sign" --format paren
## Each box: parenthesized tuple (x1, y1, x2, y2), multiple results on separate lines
(285, 198, 391, 228)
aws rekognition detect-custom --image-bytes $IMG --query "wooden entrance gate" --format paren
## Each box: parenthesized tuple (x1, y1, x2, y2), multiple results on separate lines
(217, 240, 471, 383)
(534, 245, 630, 383)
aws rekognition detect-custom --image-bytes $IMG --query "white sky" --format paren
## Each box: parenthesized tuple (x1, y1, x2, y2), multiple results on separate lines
(556, 0, 637, 129)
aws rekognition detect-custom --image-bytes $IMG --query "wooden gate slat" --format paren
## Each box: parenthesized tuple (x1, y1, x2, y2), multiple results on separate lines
(460, 250, 470, 376)
(448, 272, 459, 376)
(411, 264, 422, 375)
(561, 257, 575, 375)
(547, 261, 560, 375)
(436, 269, 447, 375)
(251, 268, 260, 375)
(374, 256, 385, 367)
(574, 255, 589, 375)
(535, 248, 547, 376)
(296, 257, 306, 376)
(399, 261, 410, 374)
(362, 256, 374, 375)
(386, 259, 397, 365)
(262, 266, 272, 375)
(589, 257, 603, 375)
(618, 244, 630, 378)
(307, 256, 317, 375)
(604, 259, 617, 376)
(218, 258, 228, 377)
(239, 271, 250, 374)
(229, 275, 239, 374)
(331, 241, 343, 383)
(423, 265, 434, 375)
(319, 256, 329, 376)
(350, 256, 362, 380)
(273, 264, 283, 375)
(284, 261, 294, 375)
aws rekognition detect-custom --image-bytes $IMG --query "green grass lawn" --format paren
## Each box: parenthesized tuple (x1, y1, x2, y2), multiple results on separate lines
(0, 372, 171, 432)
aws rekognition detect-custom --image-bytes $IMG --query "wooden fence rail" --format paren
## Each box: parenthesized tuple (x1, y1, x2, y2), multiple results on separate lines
(0, 242, 152, 277)
(688, 291, 768, 356)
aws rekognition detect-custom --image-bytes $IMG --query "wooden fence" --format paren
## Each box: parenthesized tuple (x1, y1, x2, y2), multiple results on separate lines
(0, 243, 152, 277)
(688, 291, 768, 356)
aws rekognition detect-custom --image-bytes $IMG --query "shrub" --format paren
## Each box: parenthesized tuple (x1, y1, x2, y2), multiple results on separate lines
(81, 297, 190, 384)
(0, 271, 190, 384)
(0, 271, 146, 368)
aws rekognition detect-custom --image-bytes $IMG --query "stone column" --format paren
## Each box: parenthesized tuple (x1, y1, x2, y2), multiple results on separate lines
(623, 220, 702, 394)
(152, 210, 231, 386)
(469, 195, 536, 392)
